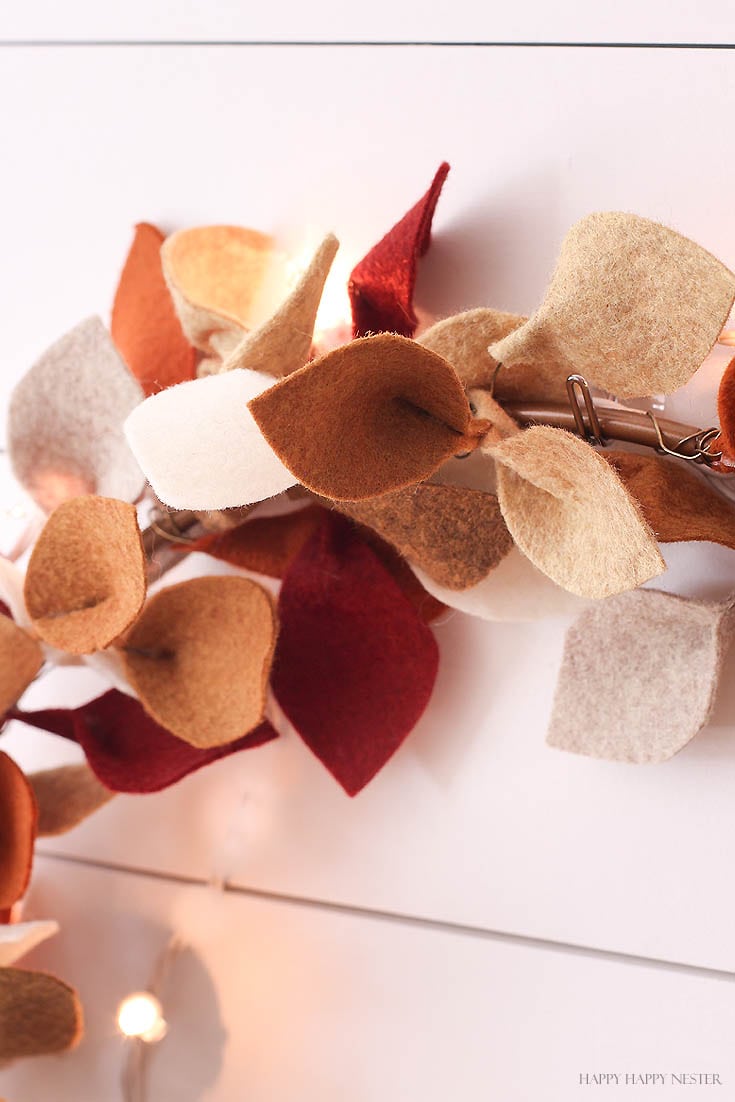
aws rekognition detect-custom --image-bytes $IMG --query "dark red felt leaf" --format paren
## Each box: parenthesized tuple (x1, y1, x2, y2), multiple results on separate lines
(271, 512, 439, 796)
(348, 162, 450, 338)
(9, 691, 278, 794)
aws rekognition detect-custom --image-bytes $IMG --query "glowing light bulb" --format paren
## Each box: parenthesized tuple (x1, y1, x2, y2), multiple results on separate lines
(116, 992, 167, 1043)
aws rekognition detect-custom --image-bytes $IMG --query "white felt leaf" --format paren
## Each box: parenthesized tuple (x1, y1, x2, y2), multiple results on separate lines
(0, 920, 59, 966)
(0, 557, 30, 628)
(124, 368, 296, 510)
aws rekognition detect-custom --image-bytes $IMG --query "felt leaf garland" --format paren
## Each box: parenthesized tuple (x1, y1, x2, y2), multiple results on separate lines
(124, 368, 296, 510)
(489, 213, 735, 399)
(0, 614, 43, 714)
(12, 692, 279, 794)
(489, 427, 665, 598)
(249, 334, 487, 500)
(349, 162, 449, 338)
(122, 577, 277, 749)
(0, 751, 36, 909)
(7, 317, 145, 512)
(0, 920, 59, 967)
(0, 968, 83, 1060)
(24, 496, 146, 655)
(547, 590, 735, 762)
(29, 764, 115, 835)
(271, 512, 439, 795)
(111, 222, 197, 395)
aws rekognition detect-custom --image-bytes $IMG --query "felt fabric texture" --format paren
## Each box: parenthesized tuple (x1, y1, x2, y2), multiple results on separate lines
(111, 222, 197, 395)
(716, 355, 735, 459)
(249, 334, 486, 501)
(468, 387, 521, 446)
(24, 496, 146, 655)
(337, 483, 513, 590)
(161, 225, 276, 358)
(122, 577, 277, 749)
(0, 968, 83, 1060)
(271, 512, 439, 795)
(489, 427, 665, 598)
(13, 692, 278, 794)
(0, 615, 42, 713)
(7, 317, 145, 512)
(223, 234, 339, 378)
(606, 450, 735, 548)
(547, 590, 735, 762)
(124, 368, 296, 510)
(29, 764, 114, 835)
(349, 162, 449, 338)
(489, 213, 735, 400)
(0, 921, 58, 967)
(0, 751, 36, 909)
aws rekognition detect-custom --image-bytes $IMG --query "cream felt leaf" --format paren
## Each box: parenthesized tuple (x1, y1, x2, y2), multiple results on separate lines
(7, 317, 145, 513)
(0, 921, 59, 967)
(547, 590, 735, 762)
(489, 427, 665, 599)
(123, 368, 296, 510)
(489, 213, 735, 400)
(0, 557, 31, 628)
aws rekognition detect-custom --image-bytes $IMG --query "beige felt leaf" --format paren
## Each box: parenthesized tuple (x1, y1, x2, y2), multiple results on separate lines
(0, 616, 43, 714)
(222, 234, 339, 378)
(547, 590, 735, 762)
(419, 308, 526, 388)
(29, 764, 114, 836)
(489, 213, 735, 400)
(0, 968, 83, 1061)
(7, 318, 145, 513)
(489, 427, 665, 598)
(0, 921, 59, 967)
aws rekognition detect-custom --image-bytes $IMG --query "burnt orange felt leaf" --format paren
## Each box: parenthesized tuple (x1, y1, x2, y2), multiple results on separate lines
(0, 752, 37, 909)
(717, 356, 735, 459)
(111, 222, 197, 396)
(0, 968, 83, 1060)
(24, 496, 146, 655)
(0, 616, 42, 713)
(122, 576, 277, 748)
(248, 334, 485, 501)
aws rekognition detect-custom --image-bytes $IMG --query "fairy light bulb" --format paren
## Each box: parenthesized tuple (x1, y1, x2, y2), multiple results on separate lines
(116, 992, 167, 1043)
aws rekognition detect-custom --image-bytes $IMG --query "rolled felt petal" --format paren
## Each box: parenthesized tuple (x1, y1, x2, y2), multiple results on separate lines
(111, 221, 197, 395)
(0, 615, 43, 713)
(24, 496, 146, 655)
(0, 920, 59, 967)
(0, 968, 83, 1060)
(28, 764, 115, 835)
(7, 317, 145, 512)
(124, 368, 296, 510)
(490, 213, 735, 399)
(0, 752, 37, 909)
(248, 334, 487, 501)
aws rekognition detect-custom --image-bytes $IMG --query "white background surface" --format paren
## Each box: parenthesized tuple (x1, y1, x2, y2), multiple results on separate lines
(3, 34, 735, 1101)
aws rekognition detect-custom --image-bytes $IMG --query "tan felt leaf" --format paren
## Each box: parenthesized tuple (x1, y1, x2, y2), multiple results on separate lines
(490, 427, 665, 598)
(489, 213, 735, 400)
(0, 618, 42, 713)
(467, 387, 521, 446)
(547, 590, 735, 762)
(122, 576, 277, 748)
(30, 764, 114, 836)
(248, 334, 484, 501)
(0, 968, 83, 1060)
(24, 496, 146, 655)
(337, 483, 513, 590)
(0, 752, 37, 910)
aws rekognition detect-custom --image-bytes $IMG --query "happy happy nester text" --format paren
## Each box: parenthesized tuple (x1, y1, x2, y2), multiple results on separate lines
(579, 1075, 722, 1087)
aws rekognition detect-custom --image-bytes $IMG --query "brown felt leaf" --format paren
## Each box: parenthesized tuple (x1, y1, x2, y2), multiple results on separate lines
(248, 334, 486, 501)
(0, 968, 83, 1061)
(29, 764, 114, 836)
(716, 355, 735, 459)
(0, 617, 42, 713)
(489, 427, 665, 598)
(122, 576, 277, 748)
(489, 213, 735, 399)
(24, 496, 146, 655)
(0, 752, 37, 909)
(606, 450, 735, 547)
(547, 590, 735, 762)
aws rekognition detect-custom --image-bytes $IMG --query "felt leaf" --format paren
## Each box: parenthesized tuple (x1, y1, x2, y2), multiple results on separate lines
(24, 496, 146, 655)
(0, 557, 30, 627)
(0, 920, 58, 967)
(223, 234, 339, 378)
(111, 222, 197, 395)
(124, 368, 296, 510)
(489, 427, 665, 598)
(28, 764, 114, 835)
(0, 616, 42, 713)
(716, 355, 735, 459)
(8, 318, 145, 513)
(249, 334, 486, 501)
(122, 577, 277, 749)
(489, 213, 735, 400)
(12, 691, 278, 794)
(0, 968, 83, 1060)
(606, 450, 735, 547)
(547, 590, 735, 762)
(161, 225, 278, 358)
(467, 387, 521, 446)
(349, 162, 449, 338)
(0, 751, 36, 909)
(271, 512, 439, 795)
(337, 483, 513, 590)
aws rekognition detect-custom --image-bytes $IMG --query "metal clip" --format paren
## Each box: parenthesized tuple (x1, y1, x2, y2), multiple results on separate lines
(565, 375, 606, 446)
(645, 412, 723, 466)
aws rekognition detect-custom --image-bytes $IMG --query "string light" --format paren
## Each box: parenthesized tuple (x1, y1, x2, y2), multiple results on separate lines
(117, 992, 167, 1043)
